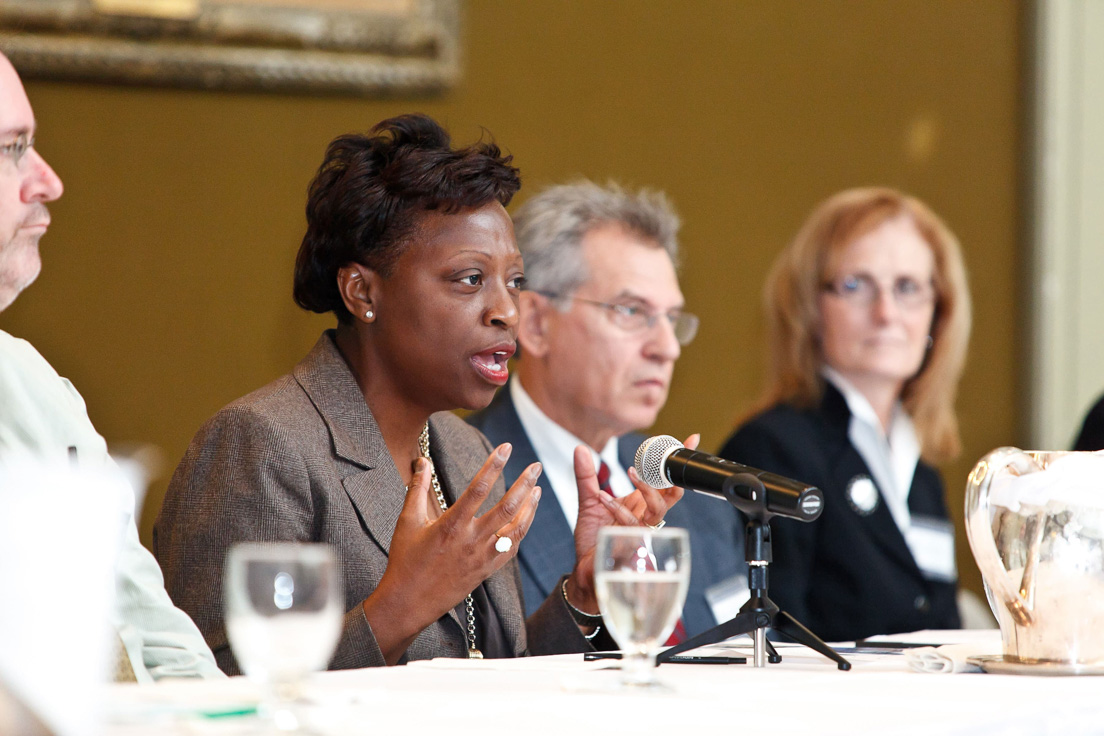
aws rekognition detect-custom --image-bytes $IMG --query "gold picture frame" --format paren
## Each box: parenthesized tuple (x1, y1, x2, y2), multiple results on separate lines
(0, 0, 459, 96)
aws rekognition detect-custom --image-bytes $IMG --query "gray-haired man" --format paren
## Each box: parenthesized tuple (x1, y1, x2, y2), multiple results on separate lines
(468, 180, 747, 639)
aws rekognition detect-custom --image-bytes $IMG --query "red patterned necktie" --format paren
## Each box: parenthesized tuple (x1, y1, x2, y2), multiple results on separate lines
(597, 460, 613, 495)
(665, 618, 687, 646)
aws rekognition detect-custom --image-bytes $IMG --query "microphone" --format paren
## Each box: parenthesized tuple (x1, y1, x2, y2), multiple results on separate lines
(635, 435, 824, 522)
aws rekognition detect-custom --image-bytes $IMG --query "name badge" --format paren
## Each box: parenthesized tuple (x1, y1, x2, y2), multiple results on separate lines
(905, 516, 957, 583)
(705, 574, 750, 624)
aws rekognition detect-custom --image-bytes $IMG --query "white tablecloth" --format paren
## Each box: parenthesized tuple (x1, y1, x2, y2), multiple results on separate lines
(102, 631, 1104, 736)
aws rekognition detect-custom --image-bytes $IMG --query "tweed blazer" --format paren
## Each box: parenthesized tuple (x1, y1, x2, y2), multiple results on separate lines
(467, 383, 748, 637)
(718, 383, 960, 642)
(154, 332, 589, 673)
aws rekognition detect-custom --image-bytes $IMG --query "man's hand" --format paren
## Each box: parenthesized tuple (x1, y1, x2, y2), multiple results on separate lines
(563, 434, 700, 618)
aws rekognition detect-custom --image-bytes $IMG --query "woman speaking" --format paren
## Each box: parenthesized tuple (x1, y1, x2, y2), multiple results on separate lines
(154, 115, 681, 671)
(719, 188, 971, 643)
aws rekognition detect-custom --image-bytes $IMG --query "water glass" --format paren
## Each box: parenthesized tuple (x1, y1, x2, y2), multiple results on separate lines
(595, 526, 690, 688)
(225, 543, 342, 732)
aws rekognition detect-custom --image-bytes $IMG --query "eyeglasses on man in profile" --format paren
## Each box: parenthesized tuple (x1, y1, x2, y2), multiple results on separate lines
(0, 133, 35, 168)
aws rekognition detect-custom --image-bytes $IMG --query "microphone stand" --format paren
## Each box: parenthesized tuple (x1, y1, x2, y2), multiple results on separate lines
(656, 473, 851, 671)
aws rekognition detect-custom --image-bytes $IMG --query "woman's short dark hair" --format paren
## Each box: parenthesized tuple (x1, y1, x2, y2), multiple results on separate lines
(293, 113, 521, 320)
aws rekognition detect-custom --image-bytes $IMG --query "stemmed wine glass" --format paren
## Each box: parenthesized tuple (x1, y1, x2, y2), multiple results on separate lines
(225, 543, 343, 732)
(595, 526, 690, 689)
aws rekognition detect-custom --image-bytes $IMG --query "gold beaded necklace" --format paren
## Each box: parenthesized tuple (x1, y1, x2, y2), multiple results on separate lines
(419, 422, 482, 659)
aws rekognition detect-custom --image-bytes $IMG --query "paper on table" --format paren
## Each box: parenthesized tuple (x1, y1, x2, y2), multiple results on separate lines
(861, 629, 1002, 647)
(681, 641, 900, 669)
(407, 656, 618, 672)
(906, 641, 1002, 674)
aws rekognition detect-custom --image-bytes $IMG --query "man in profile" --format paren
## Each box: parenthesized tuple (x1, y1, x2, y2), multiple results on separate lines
(0, 51, 221, 682)
(468, 180, 746, 637)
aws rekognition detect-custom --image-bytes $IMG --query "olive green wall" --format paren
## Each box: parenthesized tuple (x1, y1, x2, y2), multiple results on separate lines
(3, 1, 1021, 598)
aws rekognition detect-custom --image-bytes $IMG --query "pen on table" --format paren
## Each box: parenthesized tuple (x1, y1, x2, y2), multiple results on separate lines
(854, 640, 943, 649)
(200, 705, 260, 719)
(584, 652, 747, 665)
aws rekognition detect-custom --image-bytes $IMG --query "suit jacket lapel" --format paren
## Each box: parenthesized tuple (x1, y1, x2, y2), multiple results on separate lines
(835, 453, 922, 574)
(519, 485, 576, 600)
(617, 432, 645, 478)
(475, 389, 576, 603)
(820, 385, 924, 577)
(430, 412, 523, 641)
(290, 331, 412, 562)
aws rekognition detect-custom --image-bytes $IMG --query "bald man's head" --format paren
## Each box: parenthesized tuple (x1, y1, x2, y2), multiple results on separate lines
(0, 53, 63, 311)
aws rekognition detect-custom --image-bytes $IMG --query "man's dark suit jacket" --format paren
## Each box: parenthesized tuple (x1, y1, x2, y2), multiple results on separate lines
(719, 383, 960, 643)
(155, 333, 591, 673)
(467, 384, 747, 638)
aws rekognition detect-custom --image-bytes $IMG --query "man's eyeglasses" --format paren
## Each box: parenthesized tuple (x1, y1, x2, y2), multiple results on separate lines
(536, 291, 700, 346)
(822, 274, 935, 310)
(0, 133, 35, 168)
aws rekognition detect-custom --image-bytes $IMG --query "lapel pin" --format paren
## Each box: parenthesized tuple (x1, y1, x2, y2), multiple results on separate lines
(846, 475, 879, 516)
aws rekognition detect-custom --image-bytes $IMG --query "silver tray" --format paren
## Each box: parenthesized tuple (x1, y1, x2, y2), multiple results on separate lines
(968, 654, 1104, 676)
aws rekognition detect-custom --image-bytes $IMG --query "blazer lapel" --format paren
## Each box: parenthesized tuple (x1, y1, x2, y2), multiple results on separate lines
(820, 388, 925, 578)
(821, 417, 922, 578)
(291, 332, 407, 559)
(429, 413, 514, 636)
(617, 432, 646, 479)
(521, 489, 575, 588)
(480, 391, 577, 603)
(838, 454, 922, 575)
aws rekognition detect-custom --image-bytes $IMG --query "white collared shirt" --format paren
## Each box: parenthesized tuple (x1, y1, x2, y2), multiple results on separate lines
(509, 378, 633, 531)
(821, 366, 920, 535)
(821, 367, 957, 581)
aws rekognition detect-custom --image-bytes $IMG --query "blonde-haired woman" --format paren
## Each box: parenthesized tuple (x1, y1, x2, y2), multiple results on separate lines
(719, 187, 971, 642)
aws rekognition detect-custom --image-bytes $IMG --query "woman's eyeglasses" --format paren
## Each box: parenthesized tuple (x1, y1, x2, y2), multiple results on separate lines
(535, 291, 700, 346)
(822, 274, 935, 310)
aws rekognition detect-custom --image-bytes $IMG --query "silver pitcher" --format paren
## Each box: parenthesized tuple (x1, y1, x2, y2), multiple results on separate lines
(965, 448, 1104, 668)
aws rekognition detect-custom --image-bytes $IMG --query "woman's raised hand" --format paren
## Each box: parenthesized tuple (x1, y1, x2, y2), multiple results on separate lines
(362, 444, 541, 665)
(563, 434, 700, 618)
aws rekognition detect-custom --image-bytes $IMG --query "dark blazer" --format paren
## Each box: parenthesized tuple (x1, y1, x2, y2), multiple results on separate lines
(1073, 393, 1104, 451)
(154, 332, 590, 674)
(718, 384, 960, 643)
(468, 383, 747, 638)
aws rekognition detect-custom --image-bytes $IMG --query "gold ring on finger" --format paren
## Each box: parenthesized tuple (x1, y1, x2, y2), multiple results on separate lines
(493, 532, 513, 553)
(648, 520, 667, 531)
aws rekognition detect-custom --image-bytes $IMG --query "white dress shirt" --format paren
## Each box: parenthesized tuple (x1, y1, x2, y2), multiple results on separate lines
(821, 366, 956, 581)
(509, 378, 633, 531)
(821, 366, 919, 534)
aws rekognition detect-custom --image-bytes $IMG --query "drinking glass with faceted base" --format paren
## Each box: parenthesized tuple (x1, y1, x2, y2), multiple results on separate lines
(225, 543, 343, 732)
(595, 527, 690, 688)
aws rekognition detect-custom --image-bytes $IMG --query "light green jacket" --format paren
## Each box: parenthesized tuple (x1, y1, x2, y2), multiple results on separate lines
(0, 330, 222, 681)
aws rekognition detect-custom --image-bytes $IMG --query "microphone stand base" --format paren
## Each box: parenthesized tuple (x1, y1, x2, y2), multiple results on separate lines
(656, 516, 851, 671)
